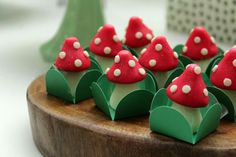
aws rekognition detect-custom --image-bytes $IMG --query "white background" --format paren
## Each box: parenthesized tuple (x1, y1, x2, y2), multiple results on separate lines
(0, 0, 231, 156)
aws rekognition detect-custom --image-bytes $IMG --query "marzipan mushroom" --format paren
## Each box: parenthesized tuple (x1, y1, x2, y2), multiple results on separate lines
(139, 36, 179, 88)
(166, 64, 209, 133)
(89, 24, 123, 71)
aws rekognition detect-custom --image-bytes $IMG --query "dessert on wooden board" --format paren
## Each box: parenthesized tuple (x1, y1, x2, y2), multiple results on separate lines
(27, 17, 236, 157)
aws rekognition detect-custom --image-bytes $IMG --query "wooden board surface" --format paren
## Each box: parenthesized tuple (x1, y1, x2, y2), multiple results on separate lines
(27, 75, 236, 157)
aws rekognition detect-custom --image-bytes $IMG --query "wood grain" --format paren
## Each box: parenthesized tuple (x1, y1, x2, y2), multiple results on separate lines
(27, 75, 236, 157)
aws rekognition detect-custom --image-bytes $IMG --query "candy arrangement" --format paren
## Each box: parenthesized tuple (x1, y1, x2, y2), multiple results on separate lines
(45, 16, 236, 144)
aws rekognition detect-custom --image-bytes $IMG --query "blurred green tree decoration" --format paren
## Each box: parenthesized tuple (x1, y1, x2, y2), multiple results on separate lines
(40, 0, 105, 62)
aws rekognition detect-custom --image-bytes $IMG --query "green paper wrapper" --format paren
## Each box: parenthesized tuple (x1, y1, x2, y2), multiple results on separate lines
(150, 88, 222, 144)
(45, 59, 102, 103)
(91, 74, 157, 120)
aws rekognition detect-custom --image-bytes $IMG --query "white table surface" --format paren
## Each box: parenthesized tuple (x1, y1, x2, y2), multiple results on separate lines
(0, 0, 231, 156)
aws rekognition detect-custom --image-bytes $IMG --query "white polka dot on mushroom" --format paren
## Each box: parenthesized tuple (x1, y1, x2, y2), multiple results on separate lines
(211, 36, 216, 44)
(232, 59, 236, 67)
(194, 36, 201, 44)
(133, 56, 138, 61)
(104, 47, 111, 54)
(113, 35, 119, 42)
(155, 44, 163, 52)
(74, 59, 82, 67)
(114, 55, 120, 63)
(146, 33, 152, 40)
(190, 28, 194, 34)
(174, 52, 178, 59)
(149, 59, 156, 67)
(105, 68, 110, 74)
(138, 68, 146, 75)
(83, 51, 89, 58)
(151, 37, 156, 43)
(223, 78, 232, 87)
(224, 50, 229, 56)
(194, 66, 201, 75)
(182, 85, 191, 94)
(201, 48, 208, 56)
(212, 65, 218, 72)
(128, 60, 136, 68)
(141, 48, 147, 55)
(186, 64, 191, 69)
(94, 38, 101, 45)
(59, 51, 66, 59)
(182, 46, 188, 53)
(114, 69, 121, 77)
(203, 88, 208, 96)
(170, 85, 178, 93)
(135, 32, 143, 39)
(73, 42, 80, 49)
(172, 77, 179, 82)
(97, 26, 103, 32)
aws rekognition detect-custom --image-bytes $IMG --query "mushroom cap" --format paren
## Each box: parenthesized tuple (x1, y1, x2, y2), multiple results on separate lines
(166, 64, 209, 108)
(182, 26, 218, 60)
(124, 16, 154, 48)
(106, 50, 147, 84)
(55, 37, 91, 72)
(210, 48, 236, 90)
(89, 24, 123, 58)
(139, 36, 179, 72)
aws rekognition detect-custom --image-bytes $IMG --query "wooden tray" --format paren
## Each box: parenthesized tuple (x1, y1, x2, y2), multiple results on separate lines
(27, 75, 236, 157)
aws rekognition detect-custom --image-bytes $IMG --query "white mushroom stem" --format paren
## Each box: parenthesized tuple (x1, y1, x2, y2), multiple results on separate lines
(110, 83, 139, 110)
(222, 89, 236, 115)
(194, 58, 212, 72)
(172, 102, 202, 133)
(61, 71, 85, 97)
(153, 71, 169, 88)
(95, 55, 114, 72)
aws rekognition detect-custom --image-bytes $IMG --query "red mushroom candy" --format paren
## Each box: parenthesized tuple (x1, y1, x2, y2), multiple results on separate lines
(166, 64, 209, 133)
(55, 37, 90, 72)
(89, 24, 123, 71)
(182, 26, 218, 71)
(55, 37, 91, 95)
(106, 50, 147, 109)
(210, 48, 236, 114)
(139, 36, 179, 87)
(124, 16, 153, 54)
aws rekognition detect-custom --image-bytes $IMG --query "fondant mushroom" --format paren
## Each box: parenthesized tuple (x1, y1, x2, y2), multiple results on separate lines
(139, 36, 179, 88)
(56, 37, 90, 71)
(166, 64, 209, 133)
(106, 50, 147, 109)
(182, 26, 218, 71)
(124, 16, 154, 55)
(89, 24, 123, 71)
(211, 47, 236, 114)
(55, 37, 91, 94)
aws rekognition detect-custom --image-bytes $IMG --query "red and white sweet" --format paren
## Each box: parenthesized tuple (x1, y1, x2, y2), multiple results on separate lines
(106, 50, 147, 109)
(211, 48, 236, 90)
(55, 37, 91, 72)
(89, 24, 123, 71)
(211, 48, 236, 114)
(106, 50, 146, 83)
(182, 26, 218, 71)
(139, 36, 179, 87)
(166, 64, 209, 132)
(139, 36, 179, 71)
(124, 16, 153, 49)
(182, 27, 218, 60)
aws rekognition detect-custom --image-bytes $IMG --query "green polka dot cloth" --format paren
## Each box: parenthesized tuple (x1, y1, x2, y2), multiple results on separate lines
(167, 0, 236, 44)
